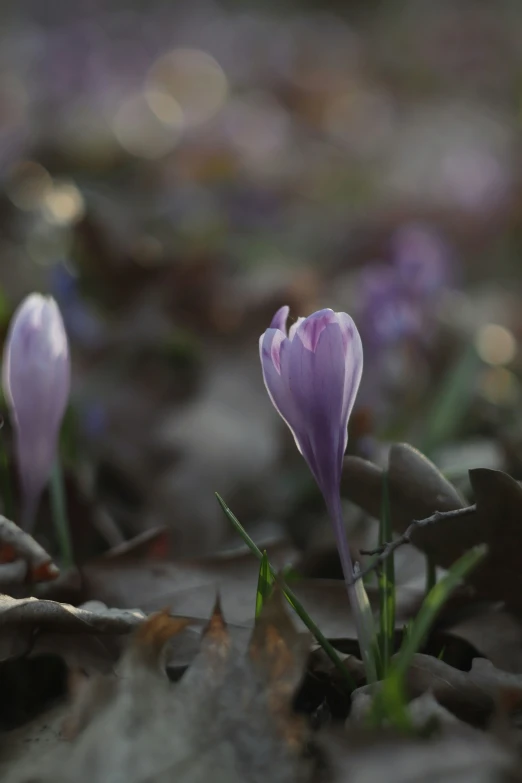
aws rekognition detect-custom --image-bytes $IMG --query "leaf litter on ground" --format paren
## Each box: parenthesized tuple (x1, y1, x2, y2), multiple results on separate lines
(2, 593, 316, 783)
(343, 443, 522, 612)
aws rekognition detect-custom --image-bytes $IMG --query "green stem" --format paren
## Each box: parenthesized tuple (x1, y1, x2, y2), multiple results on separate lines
(216, 493, 356, 690)
(50, 458, 74, 568)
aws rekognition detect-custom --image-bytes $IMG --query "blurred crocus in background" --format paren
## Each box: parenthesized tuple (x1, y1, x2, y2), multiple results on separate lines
(2, 294, 70, 530)
(359, 223, 452, 351)
(260, 306, 377, 679)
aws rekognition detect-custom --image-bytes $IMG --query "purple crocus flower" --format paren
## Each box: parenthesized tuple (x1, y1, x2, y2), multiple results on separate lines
(2, 294, 70, 530)
(260, 306, 376, 678)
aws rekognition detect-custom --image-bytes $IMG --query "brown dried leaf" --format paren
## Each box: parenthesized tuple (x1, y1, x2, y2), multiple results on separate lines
(0, 515, 59, 584)
(344, 447, 522, 612)
(323, 722, 515, 783)
(467, 468, 522, 611)
(0, 595, 144, 666)
(7, 595, 313, 783)
(342, 444, 469, 567)
(443, 605, 522, 674)
(81, 548, 423, 650)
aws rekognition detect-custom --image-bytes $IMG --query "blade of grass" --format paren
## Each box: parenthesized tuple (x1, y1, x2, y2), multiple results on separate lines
(370, 545, 486, 730)
(394, 544, 487, 678)
(216, 492, 356, 690)
(50, 457, 74, 569)
(378, 470, 395, 677)
(255, 550, 273, 618)
(420, 344, 481, 458)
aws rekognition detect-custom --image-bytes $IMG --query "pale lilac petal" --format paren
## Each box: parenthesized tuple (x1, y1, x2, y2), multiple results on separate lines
(269, 305, 289, 333)
(288, 321, 346, 499)
(259, 329, 302, 441)
(335, 312, 364, 457)
(2, 294, 70, 528)
(294, 309, 338, 351)
(288, 317, 305, 341)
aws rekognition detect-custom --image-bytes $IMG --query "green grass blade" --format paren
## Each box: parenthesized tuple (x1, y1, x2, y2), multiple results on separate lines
(255, 550, 273, 618)
(420, 345, 481, 457)
(216, 492, 356, 690)
(393, 544, 487, 678)
(378, 469, 395, 677)
(370, 544, 486, 730)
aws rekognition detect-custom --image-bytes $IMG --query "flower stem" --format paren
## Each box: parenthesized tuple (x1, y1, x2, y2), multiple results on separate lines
(329, 493, 378, 684)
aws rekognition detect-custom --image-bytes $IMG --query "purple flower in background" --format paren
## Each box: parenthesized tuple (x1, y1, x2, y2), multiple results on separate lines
(50, 263, 103, 349)
(2, 294, 70, 529)
(260, 306, 377, 679)
(359, 223, 453, 351)
(391, 223, 451, 297)
(358, 265, 422, 348)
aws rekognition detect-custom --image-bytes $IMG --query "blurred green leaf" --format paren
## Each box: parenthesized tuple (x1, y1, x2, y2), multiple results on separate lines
(255, 550, 273, 618)
(420, 345, 482, 457)
(215, 492, 355, 690)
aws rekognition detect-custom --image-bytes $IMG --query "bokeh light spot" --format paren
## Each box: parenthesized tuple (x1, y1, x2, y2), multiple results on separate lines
(6, 161, 53, 210)
(42, 182, 85, 226)
(475, 323, 517, 366)
(148, 49, 228, 128)
(112, 93, 182, 159)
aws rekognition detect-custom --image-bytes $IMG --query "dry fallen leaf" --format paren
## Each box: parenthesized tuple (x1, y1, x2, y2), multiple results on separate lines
(344, 445, 522, 612)
(323, 722, 516, 783)
(355, 652, 522, 728)
(0, 595, 144, 668)
(3, 594, 314, 783)
(442, 605, 522, 674)
(0, 516, 59, 585)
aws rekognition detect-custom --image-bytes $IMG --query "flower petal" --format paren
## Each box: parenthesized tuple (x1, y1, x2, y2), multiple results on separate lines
(3, 294, 70, 526)
(293, 308, 338, 351)
(259, 328, 303, 444)
(288, 321, 346, 498)
(269, 305, 289, 333)
(335, 312, 364, 458)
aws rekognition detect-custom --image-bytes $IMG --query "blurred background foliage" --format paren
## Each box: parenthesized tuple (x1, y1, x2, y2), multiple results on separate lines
(1, 0, 522, 562)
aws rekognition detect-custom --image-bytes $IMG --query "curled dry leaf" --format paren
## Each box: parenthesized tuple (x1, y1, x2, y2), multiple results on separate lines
(342, 443, 471, 566)
(0, 595, 145, 667)
(5, 594, 314, 783)
(80, 545, 423, 654)
(323, 722, 515, 783)
(0, 515, 59, 584)
(442, 605, 522, 674)
(344, 445, 522, 612)
(355, 653, 522, 728)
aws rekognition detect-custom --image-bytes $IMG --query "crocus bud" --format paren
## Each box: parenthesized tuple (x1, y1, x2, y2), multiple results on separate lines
(260, 307, 363, 516)
(260, 307, 376, 680)
(2, 294, 70, 529)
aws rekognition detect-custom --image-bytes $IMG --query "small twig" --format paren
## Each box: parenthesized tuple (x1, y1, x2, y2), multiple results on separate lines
(356, 504, 477, 582)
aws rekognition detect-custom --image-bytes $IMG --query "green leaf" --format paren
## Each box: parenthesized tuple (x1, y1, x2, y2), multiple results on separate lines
(370, 544, 486, 730)
(255, 551, 273, 618)
(394, 544, 487, 678)
(215, 492, 356, 690)
(420, 345, 481, 457)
